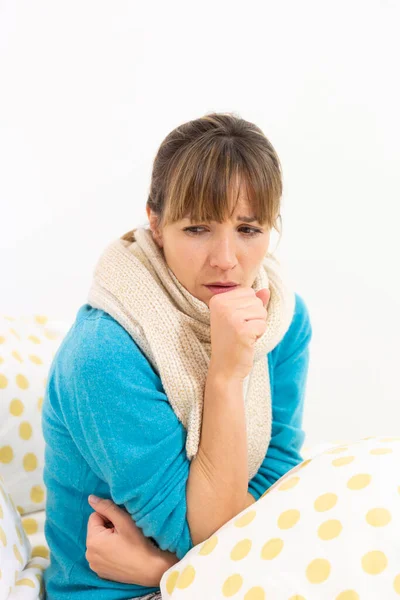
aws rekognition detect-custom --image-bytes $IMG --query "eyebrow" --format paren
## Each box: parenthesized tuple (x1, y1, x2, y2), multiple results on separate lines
(184, 215, 258, 223)
(237, 215, 258, 223)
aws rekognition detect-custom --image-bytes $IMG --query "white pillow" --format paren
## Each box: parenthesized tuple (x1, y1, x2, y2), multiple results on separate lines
(160, 436, 400, 600)
(0, 314, 70, 515)
(0, 474, 48, 600)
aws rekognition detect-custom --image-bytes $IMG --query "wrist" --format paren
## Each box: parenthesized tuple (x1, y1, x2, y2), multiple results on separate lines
(147, 550, 180, 587)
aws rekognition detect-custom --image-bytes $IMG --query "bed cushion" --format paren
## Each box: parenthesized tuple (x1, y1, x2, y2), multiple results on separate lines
(160, 435, 400, 600)
(0, 314, 69, 515)
(0, 474, 48, 599)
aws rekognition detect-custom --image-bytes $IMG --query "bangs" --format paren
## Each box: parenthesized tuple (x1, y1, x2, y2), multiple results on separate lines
(160, 136, 281, 229)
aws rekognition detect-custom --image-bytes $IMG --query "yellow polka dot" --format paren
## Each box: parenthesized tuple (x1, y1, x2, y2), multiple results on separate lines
(332, 456, 355, 466)
(38, 397, 43, 410)
(336, 592, 360, 600)
(17, 506, 24, 515)
(362, 550, 388, 574)
(16, 374, 29, 389)
(288, 596, 306, 600)
(306, 558, 331, 583)
(44, 329, 58, 340)
(296, 458, 312, 470)
(28, 335, 41, 344)
(23, 453, 38, 472)
(16, 579, 35, 588)
(31, 545, 49, 559)
(261, 538, 284, 559)
(12, 351, 23, 363)
(30, 485, 45, 504)
(0, 526, 7, 546)
(370, 448, 393, 455)
(29, 354, 43, 365)
(0, 356, 3, 364)
(0, 445, 14, 463)
(0, 336, 6, 343)
(347, 473, 372, 490)
(0, 374, 8, 388)
(13, 544, 23, 565)
(230, 538, 252, 560)
(318, 519, 343, 540)
(325, 446, 349, 454)
(10, 328, 21, 340)
(30, 563, 45, 571)
(380, 437, 400, 442)
(244, 586, 265, 600)
(35, 315, 48, 325)
(165, 570, 179, 595)
(366, 508, 391, 527)
(19, 421, 33, 440)
(176, 565, 195, 589)
(222, 574, 243, 597)
(199, 535, 218, 555)
(278, 476, 300, 491)
(314, 493, 338, 512)
(277, 509, 300, 529)
(15, 525, 23, 545)
(10, 398, 24, 416)
(22, 518, 38, 535)
(234, 509, 256, 527)
(393, 573, 400, 594)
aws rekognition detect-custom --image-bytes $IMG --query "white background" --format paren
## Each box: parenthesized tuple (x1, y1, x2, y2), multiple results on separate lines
(1, 0, 399, 446)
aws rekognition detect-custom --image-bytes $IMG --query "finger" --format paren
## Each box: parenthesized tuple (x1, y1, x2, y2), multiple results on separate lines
(87, 512, 108, 538)
(87, 496, 128, 529)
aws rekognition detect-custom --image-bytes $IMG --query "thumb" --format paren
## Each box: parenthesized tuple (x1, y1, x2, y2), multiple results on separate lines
(88, 496, 124, 526)
(256, 288, 271, 308)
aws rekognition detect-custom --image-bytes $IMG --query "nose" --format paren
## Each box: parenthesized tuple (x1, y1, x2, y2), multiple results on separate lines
(209, 235, 238, 269)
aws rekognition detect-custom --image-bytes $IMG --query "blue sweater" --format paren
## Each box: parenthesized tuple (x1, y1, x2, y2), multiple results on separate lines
(42, 294, 312, 599)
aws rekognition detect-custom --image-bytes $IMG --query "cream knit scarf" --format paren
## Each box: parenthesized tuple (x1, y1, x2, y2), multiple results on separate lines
(87, 226, 296, 480)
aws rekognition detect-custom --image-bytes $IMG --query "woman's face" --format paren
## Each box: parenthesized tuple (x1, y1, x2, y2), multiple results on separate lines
(146, 197, 271, 307)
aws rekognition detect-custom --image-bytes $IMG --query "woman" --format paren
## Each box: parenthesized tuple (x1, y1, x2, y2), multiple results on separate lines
(42, 112, 312, 599)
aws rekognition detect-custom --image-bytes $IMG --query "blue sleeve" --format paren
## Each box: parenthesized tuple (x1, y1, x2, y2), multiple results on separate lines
(64, 315, 194, 560)
(247, 293, 312, 501)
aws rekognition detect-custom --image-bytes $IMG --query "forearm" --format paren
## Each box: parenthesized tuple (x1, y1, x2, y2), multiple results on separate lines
(146, 549, 180, 587)
(148, 491, 256, 586)
(186, 366, 249, 546)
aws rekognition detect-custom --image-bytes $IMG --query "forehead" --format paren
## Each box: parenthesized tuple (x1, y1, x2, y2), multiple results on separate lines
(183, 197, 256, 221)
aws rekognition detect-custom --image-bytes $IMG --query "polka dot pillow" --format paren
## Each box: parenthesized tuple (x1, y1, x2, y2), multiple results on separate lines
(0, 473, 48, 599)
(0, 314, 70, 515)
(160, 436, 400, 600)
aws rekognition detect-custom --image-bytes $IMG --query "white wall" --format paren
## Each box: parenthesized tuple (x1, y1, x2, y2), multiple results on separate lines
(1, 0, 399, 446)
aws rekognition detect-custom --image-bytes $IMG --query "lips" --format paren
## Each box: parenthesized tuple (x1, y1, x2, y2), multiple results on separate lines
(205, 284, 238, 294)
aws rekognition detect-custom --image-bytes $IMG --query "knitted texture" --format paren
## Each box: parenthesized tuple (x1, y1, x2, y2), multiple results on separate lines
(87, 227, 296, 479)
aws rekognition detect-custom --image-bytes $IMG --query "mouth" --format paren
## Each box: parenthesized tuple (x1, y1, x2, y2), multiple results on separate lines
(205, 284, 238, 294)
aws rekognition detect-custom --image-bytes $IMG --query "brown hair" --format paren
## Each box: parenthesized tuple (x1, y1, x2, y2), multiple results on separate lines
(122, 111, 283, 243)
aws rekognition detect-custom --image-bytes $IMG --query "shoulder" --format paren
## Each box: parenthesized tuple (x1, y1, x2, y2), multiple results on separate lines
(52, 304, 153, 382)
(270, 293, 312, 365)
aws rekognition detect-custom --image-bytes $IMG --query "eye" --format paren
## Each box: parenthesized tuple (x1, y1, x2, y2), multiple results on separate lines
(183, 226, 262, 237)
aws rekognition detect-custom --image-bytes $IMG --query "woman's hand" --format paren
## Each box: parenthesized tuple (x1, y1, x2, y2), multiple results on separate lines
(85, 495, 173, 587)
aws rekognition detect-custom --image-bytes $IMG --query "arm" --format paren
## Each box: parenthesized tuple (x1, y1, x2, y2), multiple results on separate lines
(63, 315, 194, 562)
(186, 370, 249, 546)
(247, 293, 312, 500)
(145, 293, 312, 583)
(149, 490, 256, 586)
